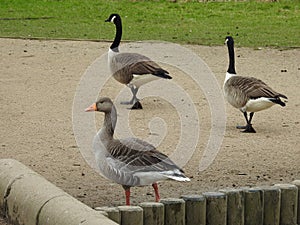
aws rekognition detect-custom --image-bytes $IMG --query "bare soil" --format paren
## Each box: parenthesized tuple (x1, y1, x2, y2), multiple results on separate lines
(0, 38, 299, 209)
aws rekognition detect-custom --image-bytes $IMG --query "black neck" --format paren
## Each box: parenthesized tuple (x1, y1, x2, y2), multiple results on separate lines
(110, 18, 122, 52)
(227, 42, 236, 74)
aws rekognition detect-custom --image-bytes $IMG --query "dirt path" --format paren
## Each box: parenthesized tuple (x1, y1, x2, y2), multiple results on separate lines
(0, 38, 299, 208)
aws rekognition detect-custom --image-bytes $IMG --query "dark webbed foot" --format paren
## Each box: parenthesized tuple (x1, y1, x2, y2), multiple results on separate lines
(242, 124, 256, 133)
(238, 112, 256, 133)
(236, 125, 247, 129)
(131, 101, 143, 110)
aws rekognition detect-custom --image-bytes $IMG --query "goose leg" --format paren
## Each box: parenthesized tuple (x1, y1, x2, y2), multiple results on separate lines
(121, 85, 143, 109)
(130, 86, 143, 110)
(236, 112, 249, 129)
(122, 185, 131, 206)
(120, 85, 138, 105)
(243, 112, 256, 133)
(236, 112, 256, 133)
(248, 112, 254, 124)
(152, 183, 160, 202)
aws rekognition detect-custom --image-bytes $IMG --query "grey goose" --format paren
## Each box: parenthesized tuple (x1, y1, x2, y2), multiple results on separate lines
(224, 36, 287, 133)
(85, 97, 190, 205)
(105, 13, 172, 110)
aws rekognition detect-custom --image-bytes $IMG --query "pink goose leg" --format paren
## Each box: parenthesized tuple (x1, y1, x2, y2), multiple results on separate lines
(152, 183, 160, 202)
(122, 186, 131, 205)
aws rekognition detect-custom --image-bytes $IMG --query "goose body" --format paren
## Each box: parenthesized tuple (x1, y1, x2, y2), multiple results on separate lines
(85, 97, 189, 205)
(224, 36, 287, 133)
(105, 14, 172, 109)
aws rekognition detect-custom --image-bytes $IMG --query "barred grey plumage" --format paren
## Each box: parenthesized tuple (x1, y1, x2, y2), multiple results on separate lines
(85, 97, 189, 205)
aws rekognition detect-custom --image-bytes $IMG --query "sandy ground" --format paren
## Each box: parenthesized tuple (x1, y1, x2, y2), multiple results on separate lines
(0, 218, 7, 225)
(0, 38, 299, 212)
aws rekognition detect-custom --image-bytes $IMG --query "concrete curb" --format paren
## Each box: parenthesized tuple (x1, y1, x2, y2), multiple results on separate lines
(0, 158, 118, 225)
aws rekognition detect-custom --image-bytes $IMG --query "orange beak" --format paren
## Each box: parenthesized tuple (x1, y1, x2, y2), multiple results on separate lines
(85, 103, 97, 112)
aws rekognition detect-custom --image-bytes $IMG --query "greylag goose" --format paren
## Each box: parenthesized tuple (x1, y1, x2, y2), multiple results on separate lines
(105, 13, 172, 110)
(224, 36, 287, 133)
(85, 97, 190, 205)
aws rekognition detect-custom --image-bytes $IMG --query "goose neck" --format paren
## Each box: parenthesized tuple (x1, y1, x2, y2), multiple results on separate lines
(110, 18, 122, 52)
(101, 105, 117, 140)
(227, 43, 236, 74)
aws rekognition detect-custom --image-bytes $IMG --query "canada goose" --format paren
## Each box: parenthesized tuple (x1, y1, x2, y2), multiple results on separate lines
(105, 13, 172, 110)
(224, 36, 287, 133)
(85, 97, 190, 205)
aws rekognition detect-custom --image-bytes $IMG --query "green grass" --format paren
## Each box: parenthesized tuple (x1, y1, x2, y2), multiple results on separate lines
(0, 0, 299, 47)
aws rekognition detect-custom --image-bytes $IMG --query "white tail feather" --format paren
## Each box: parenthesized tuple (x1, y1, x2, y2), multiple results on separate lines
(161, 170, 190, 182)
(165, 175, 190, 182)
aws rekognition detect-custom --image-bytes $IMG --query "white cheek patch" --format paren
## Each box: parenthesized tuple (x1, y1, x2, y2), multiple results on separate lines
(111, 16, 116, 22)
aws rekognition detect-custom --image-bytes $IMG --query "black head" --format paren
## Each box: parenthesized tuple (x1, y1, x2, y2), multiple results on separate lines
(225, 36, 234, 46)
(105, 13, 121, 24)
(85, 97, 114, 113)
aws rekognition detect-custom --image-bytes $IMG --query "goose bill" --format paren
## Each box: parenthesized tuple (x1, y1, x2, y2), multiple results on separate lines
(85, 103, 97, 112)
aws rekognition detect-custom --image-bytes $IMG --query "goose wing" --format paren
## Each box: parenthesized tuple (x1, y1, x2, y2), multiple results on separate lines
(228, 76, 287, 99)
(112, 53, 171, 79)
(107, 138, 182, 173)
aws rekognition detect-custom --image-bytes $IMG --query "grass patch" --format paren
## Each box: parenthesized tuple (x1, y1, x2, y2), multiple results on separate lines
(0, 0, 299, 47)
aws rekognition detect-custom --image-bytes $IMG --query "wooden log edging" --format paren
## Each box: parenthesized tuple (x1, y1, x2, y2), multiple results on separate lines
(219, 188, 244, 225)
(274, 183, 298, 225)
(260, 186, 281, 225)
(202, 192, 227, 225)
(160, 198, 185, 225)
(243, 187, 264, 225)
(118, 206, 143, 225)
(95, 206, 121, 224)
(0, 158, 118, 225)
(1, 158, 299, 225)
(292, 180, 300, 225)
(97, 181, 299, 225)
(139, 202, 164, 225)
(181, 194, 206, 225)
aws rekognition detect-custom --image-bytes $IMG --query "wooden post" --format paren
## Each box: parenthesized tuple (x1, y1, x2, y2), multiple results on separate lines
(219, 188, 244, 225)
(203, 192, 227, 225)
(181, 194, 206, 225)
(260, 186, 281, 225)
(243, 187, 264, 225)
(118, 206, 143, 225)
(274, 184, 298, 225)
(139, 202, 164, 225)
(292, 180, 300, 225)
(160, 198, 185, 225)
(95, 206, 121, 224)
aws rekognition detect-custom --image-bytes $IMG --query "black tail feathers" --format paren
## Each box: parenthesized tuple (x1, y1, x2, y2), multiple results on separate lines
(153, 69, 172, 79)
(270, 96, 287, 107)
